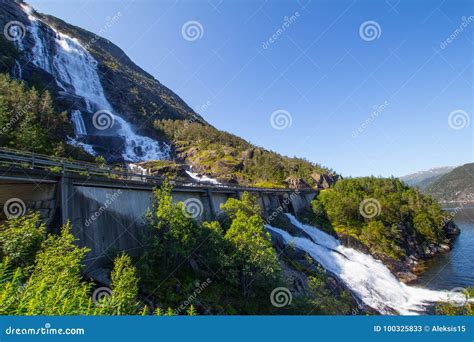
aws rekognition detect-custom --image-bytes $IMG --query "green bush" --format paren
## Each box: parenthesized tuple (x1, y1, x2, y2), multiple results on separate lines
(140, 182, 284, 313)
(0, 218, 142, 315)
(220, 191, 261, 224)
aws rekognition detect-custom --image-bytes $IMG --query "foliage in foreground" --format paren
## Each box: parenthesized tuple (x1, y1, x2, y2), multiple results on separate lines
(140, 180, 283, 314)
(311, 177, 449, 261)
(0, 214, 141, 315)
(0, 182, 466, 315)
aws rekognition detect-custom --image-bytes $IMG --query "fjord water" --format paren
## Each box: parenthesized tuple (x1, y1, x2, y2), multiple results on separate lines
(416, 207, 474, 290)
(267, 214, 458, 315)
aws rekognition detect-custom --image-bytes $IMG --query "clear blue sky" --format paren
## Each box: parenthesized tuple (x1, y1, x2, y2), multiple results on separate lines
(28, 0, 473, 177)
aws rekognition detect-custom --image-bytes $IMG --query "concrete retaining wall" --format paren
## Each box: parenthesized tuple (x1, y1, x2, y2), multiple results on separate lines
(0, 182, 58, 226)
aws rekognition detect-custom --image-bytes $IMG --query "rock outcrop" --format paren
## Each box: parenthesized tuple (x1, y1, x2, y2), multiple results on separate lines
(311, 172, 339, 189)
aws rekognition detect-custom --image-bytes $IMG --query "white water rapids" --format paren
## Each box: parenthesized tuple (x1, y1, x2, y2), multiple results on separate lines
(185, 170, 221, 185)
(267, 214, 465, 315)
(21, 6, 170, 162)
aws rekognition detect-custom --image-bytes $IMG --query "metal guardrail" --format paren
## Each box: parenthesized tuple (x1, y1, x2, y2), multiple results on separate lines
(0, 147, 295, 192)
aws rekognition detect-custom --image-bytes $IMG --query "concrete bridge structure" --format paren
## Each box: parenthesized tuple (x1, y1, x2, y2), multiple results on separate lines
(0, 148, 317, 270)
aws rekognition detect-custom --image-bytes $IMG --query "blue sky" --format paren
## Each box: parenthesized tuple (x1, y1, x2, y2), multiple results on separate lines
(28, 0, 473, 177)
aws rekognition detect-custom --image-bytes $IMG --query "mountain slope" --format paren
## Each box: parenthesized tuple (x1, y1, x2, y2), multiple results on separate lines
(0, 0, 335, 187)
(400, 166, 455, 190)
(424, 163, 474, 203)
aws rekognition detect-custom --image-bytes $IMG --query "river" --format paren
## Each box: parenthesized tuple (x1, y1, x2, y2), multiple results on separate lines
(416, 207, 474, 290)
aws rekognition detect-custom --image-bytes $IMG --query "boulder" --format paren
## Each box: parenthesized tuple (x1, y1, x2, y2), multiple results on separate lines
(444, 220, 461, 238)
(284, 176, 311, 190)
(310, 172, 338, 189)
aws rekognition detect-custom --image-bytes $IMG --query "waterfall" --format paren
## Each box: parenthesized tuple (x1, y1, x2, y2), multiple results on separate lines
(71, 110, 87, 136)
(127, 163, 149, 181)
(266, 214, 463, 315)
(128, 163, 148, 176)
(185, 170, 220, 184)
(27, 15, 52, 74)
(67, 137, 97, 157)
(23, 11, 170, 162)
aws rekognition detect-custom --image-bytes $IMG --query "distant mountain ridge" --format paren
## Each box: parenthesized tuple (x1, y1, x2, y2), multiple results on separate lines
(424, 163, 474, 203)
(400, 166, 455, 190)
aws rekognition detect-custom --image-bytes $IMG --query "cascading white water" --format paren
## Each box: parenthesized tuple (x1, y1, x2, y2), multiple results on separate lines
(27, 15, 52, 74)
(66, 137, 97, 157)
(185, 170, 220, 185)
(266, 214, 462, 315)
(127, 163, 149, 181)
(23, 11, 170, 162)
(71, 110, 87, 136)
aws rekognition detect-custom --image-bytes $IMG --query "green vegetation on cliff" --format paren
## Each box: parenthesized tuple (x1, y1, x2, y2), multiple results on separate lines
(155, 119, 333, 187)
(0, 74, 93, 160)
(0, 74, 68, 154)
(311, 177, 449, 261)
